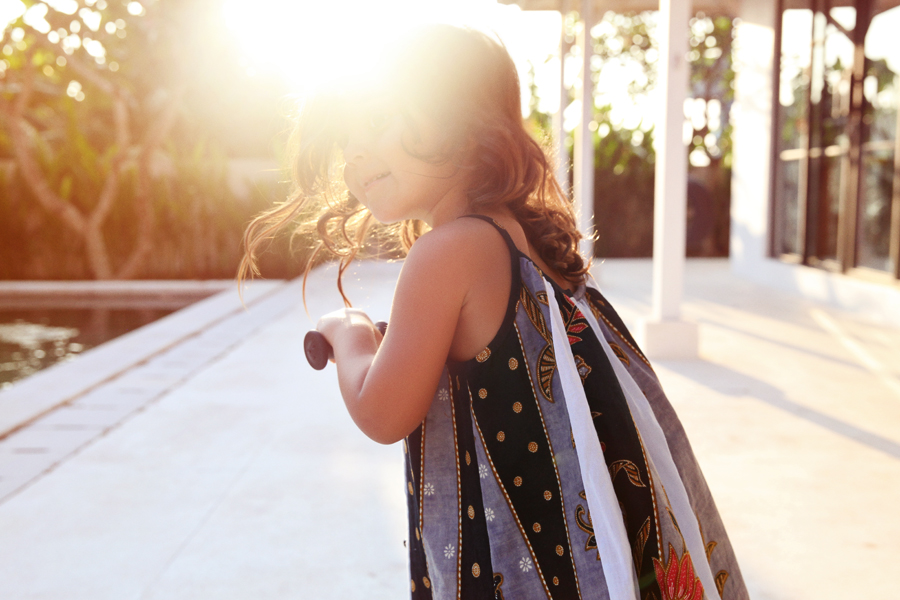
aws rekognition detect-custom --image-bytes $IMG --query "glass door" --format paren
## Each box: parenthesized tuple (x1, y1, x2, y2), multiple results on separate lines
(806, 1, 855, 268)
(856, 5, 900, 276)
(773, 0, 900, 281)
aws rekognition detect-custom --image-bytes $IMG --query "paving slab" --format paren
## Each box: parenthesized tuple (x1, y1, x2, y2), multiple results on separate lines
(0, 277, 312, 503)
(0, 280, 285, 438)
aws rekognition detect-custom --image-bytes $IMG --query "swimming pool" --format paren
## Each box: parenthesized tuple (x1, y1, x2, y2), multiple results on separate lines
(0, 280, 234, 390)
(0, 307, 177, 389)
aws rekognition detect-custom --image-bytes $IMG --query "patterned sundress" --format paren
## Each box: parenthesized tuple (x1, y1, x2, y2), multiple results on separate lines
(403, 215, 749, 600)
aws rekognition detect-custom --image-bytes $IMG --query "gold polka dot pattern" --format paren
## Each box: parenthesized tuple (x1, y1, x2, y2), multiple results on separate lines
(472, 562, 481, 578)
(553, 576, 560, 586)
(411, 580, 416, 592)
(423, 576, 431, 588)
(467, 505, 475, 519)
(514, 476, 523, 486)
(532, 522, 541, 532)
(543, 490, 552, 501)
(508, 357, 518, 370)
(528, 441, 539, 453)
(407, 482, 414, 495)
(496, 431, 506, 442)
(478, 388, 488, 399)
(556, 545, 564, 556)
(465, 451, 471, 465)
(476, 348, 491, 362)
(513, 402, 522, 413)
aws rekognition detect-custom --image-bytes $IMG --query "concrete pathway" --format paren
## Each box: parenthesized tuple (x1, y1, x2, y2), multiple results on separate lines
(0, 259, 897, 599)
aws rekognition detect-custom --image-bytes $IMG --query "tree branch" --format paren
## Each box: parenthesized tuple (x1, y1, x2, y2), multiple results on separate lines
(115, 164, 154, 279)
(140, 83, 187, 155)
(83, 221, 113, 278)
(87, 155, 121, 230)
(113, 92, 130, 151)
(115, 84, 186, 278)
(8, 69, 88, 236)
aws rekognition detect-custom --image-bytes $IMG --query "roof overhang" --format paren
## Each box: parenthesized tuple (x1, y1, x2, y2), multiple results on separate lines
(782, 0, 900, 9)
(499, 0, 740, 16)
(502, 0, 900, 17)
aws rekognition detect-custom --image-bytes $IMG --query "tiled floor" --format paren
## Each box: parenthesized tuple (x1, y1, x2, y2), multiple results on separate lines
(0, 259, 896, 599)
(0, 280, 297, 503)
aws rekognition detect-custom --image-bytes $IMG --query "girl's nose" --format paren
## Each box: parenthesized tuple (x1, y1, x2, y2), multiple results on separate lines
(342, 131, 369, 165)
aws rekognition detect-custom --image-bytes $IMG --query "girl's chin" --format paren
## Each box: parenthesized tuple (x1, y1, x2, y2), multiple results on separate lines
(369, 211, 406, 225)
(361, 202, 402, 225)
(362, 198, 415, 225)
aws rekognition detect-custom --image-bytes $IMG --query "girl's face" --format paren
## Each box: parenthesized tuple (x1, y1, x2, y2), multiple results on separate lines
(340, 97, 469, 226)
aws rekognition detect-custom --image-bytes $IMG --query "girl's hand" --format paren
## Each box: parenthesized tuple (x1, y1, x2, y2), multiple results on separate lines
(315, 308, 383, 359)
(315, 308, 389, 431)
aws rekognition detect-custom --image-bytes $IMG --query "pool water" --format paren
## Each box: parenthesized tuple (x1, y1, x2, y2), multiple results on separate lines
(0, 308, 176, 389)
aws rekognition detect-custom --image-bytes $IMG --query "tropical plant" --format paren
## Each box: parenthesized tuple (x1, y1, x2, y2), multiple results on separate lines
(0, 0, 192, 278)
(0, 0, 296, 280)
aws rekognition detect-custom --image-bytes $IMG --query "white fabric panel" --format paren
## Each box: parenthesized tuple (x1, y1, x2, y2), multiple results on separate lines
(542, 279, 639, 600)
(575, 278, 718, 599)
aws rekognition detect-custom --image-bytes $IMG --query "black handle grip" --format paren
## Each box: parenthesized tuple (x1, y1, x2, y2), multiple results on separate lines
(305, 321, 387, 370)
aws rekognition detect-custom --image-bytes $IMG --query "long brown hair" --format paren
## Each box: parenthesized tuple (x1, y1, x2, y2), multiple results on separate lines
(238, 25, 588, 305)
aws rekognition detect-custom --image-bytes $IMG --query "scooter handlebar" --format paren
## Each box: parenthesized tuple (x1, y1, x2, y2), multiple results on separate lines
(304, 321, 387, 370)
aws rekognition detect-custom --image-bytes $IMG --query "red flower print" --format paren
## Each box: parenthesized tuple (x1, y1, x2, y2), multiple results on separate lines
(561, 296, 589, 345)
(652, 544, 704, 600)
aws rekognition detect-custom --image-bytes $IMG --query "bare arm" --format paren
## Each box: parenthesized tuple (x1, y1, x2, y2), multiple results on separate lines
(316, 225, 479, 444)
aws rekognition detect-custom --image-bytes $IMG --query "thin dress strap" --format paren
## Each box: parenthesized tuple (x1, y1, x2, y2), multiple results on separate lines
(460, 214, 578, 298)
(458, 214, 521, 272)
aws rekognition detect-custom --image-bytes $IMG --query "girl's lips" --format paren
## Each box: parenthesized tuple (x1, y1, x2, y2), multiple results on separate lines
(363, 172, 390, 190)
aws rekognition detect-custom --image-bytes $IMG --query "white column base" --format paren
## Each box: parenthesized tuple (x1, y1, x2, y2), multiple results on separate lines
(635, 318, 699, 360)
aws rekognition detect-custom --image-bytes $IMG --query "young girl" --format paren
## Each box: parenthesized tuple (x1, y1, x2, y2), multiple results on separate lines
(241, 24, 748, 600)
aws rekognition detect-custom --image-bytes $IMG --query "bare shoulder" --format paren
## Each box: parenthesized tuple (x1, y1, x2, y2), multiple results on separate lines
(397, 217, 513, 361)
(404, 217, 509, 271)
(394, 216, 512, 334)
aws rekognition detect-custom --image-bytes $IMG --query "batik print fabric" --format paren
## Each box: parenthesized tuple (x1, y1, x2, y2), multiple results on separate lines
(403, 217, 748, 600)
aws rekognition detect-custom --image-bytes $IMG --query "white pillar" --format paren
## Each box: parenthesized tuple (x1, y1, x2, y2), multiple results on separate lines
(554, 4, 571, 198)
(730, 1, 776, 276)
(573, 0, 594, 259)
(636, 0, 698, 359)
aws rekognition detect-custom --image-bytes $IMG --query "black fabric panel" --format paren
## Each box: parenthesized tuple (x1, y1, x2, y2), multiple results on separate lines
(584, 287, 648, 362)
(448, 371, 497, 599)
(405, 425, 434, 599)
(466, 332, 580, 599)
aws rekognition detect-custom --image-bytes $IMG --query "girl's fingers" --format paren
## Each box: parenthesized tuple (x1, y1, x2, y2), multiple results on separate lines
(306, 320, 387, 370)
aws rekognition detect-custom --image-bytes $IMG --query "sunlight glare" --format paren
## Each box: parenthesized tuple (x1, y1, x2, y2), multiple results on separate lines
(23, 2, 51, 34)
(0, 0, 25, 36)
(43, 0, 77, 16)
(221, 0, 561, 116)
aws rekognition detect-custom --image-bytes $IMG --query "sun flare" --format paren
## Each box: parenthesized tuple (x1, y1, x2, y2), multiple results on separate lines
(221, 0, 562, 115)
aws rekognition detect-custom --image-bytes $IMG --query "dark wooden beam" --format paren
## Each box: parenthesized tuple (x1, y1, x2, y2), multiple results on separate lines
(499, 0, 739, 15)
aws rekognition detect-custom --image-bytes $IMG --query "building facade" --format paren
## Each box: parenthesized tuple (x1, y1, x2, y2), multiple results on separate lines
(506, 0, 899, 326)
(732, 0, 900, 323)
